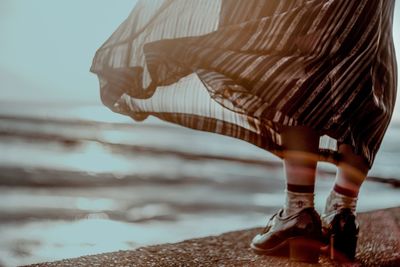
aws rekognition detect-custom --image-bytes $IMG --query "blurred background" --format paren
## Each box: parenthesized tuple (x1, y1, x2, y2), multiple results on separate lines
(1, 1, 400, 266)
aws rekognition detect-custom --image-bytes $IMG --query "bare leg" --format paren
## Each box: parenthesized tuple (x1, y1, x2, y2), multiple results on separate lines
(281, 126, 319, 187)
(325, 143, 369, 214)
(322, 144, 368, 261)
(334, 144, 369, 197)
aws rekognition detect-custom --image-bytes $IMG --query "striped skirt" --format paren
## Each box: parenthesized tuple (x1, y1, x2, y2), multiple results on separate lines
(90, 0, 397, 169)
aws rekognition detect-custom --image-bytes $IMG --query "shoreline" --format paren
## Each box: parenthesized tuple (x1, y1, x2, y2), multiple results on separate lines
(24, 206, 400, 267)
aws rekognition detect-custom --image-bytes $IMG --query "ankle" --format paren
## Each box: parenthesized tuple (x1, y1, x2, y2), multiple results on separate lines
(324, 188, 357, 214)
(284, 186, 315, 216)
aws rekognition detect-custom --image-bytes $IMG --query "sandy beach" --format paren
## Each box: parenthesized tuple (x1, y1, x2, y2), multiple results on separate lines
(23, 206, 400, 267)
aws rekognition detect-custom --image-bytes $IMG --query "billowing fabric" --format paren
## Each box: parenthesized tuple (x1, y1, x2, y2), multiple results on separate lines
(91, 0, 397, 168)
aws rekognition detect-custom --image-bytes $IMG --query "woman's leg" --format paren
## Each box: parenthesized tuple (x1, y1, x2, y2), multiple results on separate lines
(251, 126, 322, 262)
(281, 126, 320, 216)
(322, 144, 369, 261)
(325, 144, 369, 213)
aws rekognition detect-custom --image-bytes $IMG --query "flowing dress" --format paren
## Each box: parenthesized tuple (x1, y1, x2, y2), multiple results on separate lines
(90, 0, 397, 168)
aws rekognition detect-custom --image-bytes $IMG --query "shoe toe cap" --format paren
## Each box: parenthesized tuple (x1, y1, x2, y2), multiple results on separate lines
(251, 232, 271, 250)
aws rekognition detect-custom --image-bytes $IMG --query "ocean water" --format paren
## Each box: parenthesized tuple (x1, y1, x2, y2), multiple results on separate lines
(0, 102, 399, 267)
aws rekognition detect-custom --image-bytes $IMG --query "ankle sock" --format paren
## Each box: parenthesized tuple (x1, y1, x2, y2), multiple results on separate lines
(324, 185, 358, 214)
(283, 184, 314, 216)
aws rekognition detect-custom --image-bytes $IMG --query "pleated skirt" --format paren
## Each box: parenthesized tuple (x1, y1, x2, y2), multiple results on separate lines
(91, 0, 397, 169)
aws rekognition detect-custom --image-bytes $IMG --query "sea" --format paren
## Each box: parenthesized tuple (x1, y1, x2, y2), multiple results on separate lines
(0, 102, 399, 267)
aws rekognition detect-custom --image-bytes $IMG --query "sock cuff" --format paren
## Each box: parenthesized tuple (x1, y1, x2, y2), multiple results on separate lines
(330, 189, 358, 202)
(287, 183, 315, 193)
(333, 184, 358, 198)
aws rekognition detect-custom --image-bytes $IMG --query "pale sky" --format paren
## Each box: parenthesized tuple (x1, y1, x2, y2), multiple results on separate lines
(0, 0, 399, 120)
(0, 0, 137, 104)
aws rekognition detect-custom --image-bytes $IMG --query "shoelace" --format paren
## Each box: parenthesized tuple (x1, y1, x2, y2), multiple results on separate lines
(261, 211, 279, 234)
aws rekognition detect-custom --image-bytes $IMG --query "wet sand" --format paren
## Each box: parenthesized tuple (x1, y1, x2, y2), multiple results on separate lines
(25, 206, 400, 267)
